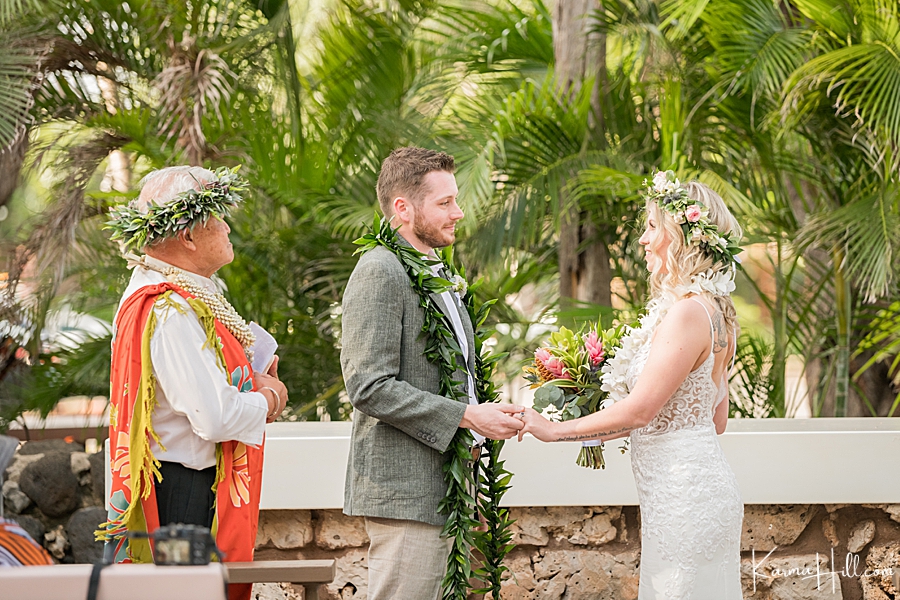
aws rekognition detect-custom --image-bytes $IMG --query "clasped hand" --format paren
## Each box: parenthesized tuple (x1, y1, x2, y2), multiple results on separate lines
(255, 355, 288, 423)
(516, 407, 555, 442)
(460, 403, 527, 440)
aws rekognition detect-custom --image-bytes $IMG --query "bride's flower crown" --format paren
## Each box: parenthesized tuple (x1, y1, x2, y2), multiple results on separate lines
(644, 170, 742, 267)
(106, 166, 248, 253)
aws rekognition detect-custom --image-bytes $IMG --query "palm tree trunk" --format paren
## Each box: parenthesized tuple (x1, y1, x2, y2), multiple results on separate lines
(832, 248, 851, 417)
(281, 4, 304, 153)
(0, 132, 28, 207)
(559, 217, 613, 307)
(553, 0, 611, 309)
(771, 238, 787, 417)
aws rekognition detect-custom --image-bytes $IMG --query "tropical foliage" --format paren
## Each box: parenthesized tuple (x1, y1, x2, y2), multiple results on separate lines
(1, 0, 899, 433)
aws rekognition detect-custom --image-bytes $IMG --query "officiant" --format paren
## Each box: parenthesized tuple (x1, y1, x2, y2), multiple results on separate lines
(98, 166, 286, 600)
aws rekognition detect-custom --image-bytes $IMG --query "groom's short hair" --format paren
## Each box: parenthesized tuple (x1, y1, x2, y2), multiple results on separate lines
(377, 147, 455, 217)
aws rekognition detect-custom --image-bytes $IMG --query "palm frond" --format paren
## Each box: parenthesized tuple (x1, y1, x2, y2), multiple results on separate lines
(791, 0, 857, 41)
(730, 332, 777, 418)
(853, 300, 900, 415)
(424, 0, 553, 72)
(7, 132, 128, 316)
(155, 44, 235, 165)
(0, 331, 111, 430)
(782, 0, 900, 151)
(709, 0, 811, 102)
(0, 34, 41, 152)
(660, 0, 710, 40)
(0, 0, 42, 25)
(795, 187, 899, 301)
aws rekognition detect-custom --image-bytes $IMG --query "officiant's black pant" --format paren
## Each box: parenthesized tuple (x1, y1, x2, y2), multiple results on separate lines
(154, 461, 216, 528)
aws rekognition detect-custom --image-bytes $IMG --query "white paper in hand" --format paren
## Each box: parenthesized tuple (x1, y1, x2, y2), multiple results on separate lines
(248, 322, 278, 373)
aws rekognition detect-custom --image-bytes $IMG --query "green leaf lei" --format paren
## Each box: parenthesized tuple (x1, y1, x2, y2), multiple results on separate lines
(105, 166, 248, 253)
(353, 214, 515, 600)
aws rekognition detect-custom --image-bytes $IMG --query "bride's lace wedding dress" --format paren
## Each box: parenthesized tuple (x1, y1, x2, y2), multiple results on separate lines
(625, 298, 744, 599)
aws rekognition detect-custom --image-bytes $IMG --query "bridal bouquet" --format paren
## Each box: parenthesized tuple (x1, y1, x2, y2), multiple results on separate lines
(523, 324, 625, 469)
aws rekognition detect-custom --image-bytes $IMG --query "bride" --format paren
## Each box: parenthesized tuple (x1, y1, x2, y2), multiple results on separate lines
(518, 172, 744, 599)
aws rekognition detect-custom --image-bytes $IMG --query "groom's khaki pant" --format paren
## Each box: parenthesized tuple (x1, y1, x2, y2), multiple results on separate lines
(365, 517, 451, 600)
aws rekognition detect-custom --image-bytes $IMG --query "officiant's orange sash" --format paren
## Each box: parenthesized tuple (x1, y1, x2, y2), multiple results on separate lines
(97, 282, 264, 600)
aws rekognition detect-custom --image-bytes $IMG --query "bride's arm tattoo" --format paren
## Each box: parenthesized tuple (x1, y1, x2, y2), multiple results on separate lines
(713, 310, 728, 353)
(555, 426, 631, 442)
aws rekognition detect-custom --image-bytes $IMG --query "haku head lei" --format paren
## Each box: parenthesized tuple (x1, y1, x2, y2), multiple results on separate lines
(106, 166, 248, 253)
(644, 170, 742, 267)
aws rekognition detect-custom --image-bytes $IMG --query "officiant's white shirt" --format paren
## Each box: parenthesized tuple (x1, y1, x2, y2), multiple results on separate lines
(113, 256, 268, 470)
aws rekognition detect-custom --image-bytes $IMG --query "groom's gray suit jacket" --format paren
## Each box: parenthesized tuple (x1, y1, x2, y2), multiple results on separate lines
(341, 241, 475, 526)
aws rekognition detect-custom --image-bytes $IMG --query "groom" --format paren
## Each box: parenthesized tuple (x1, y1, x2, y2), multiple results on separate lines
(340, 147, 524, 599)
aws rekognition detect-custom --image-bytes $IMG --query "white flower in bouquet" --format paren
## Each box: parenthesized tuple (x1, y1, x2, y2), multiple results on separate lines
(600, 332, 640, 403)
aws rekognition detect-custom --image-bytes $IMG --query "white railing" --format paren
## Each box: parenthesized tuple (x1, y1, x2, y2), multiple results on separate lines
(259, 418, 900, 509)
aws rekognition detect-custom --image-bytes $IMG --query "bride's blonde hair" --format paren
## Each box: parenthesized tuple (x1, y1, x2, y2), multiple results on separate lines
(647, 181, 742, 331)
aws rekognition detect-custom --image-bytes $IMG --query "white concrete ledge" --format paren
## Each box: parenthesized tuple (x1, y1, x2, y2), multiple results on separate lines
(7, 414, 107, 443)
(259, 418, 900, 510)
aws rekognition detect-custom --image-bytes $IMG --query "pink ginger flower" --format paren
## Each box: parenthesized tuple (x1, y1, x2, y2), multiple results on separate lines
(685, 205, 703, 222)
(545, 356, 567, 379)
(536, 347, 571, 379)
(583, 331, 604, 366)
(535, 348, 552, 364)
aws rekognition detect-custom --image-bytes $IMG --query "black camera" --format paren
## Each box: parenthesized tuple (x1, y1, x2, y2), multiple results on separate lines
(88, 525, 227, 600)
(129, 524, 222, 566)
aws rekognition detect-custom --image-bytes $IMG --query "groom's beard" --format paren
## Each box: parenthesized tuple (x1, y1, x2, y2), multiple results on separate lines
(413, 216, 455, 249)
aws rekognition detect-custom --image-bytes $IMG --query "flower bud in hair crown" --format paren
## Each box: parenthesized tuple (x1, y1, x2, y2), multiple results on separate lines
(105, 166, 248, 254)
(643, 170, 742, 268)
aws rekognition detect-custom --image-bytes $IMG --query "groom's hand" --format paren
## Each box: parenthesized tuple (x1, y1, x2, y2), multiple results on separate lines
(517, 407, 555, 442)
(460, 403, 525, 440)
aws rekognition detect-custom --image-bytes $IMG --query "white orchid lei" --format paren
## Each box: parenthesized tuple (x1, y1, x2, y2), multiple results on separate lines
(600, 306, 658, 404)
(684, 266, 737, 296)
(599, 297, 685, 404)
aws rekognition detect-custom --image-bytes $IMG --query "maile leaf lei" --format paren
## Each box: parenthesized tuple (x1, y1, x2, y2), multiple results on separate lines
(353, 214, 515, 599)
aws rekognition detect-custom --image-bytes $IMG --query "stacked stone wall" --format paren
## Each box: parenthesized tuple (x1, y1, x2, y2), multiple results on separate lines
(253, 505, 900, 600)
(5, 439, 898, 599)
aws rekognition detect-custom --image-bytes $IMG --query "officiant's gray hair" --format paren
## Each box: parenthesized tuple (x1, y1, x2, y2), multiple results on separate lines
(135, 166, 216, 214)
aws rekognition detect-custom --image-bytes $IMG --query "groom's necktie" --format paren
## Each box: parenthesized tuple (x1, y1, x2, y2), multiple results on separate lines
(438, 268, 465, 311)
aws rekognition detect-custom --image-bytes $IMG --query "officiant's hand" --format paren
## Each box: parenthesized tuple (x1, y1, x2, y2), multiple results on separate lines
(256, 371, 288, 423)
(267, 355, 280, 377)
(460, 403, 525, 440)
(517, 407, 555, 442)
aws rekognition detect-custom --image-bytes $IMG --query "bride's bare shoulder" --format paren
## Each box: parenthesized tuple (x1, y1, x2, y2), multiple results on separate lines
(653, 297, 714, 342)
(662, 296, 712, 323)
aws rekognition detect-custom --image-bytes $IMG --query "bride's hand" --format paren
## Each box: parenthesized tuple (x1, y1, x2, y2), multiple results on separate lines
(517, 407, 556, 442)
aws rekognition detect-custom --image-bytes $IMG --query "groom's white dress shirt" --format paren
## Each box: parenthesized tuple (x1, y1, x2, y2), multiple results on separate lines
(431, 262, 484, 445)
(113, 256, 268, 470)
